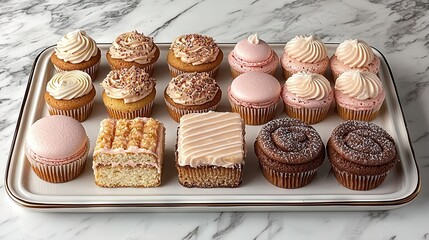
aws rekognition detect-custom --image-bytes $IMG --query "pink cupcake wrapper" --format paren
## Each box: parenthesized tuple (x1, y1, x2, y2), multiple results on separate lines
(336, 104, 379, 121)
(164, 99, 220, 122)
(261, 164, 319, 189)
(46, 98, 94, 122)
(167, 64, 220, 79)
(105, 101, 154, 119)
(332, 166, 388, 191)
(54, 60, 100, 80)
(229, 100, 278, 125)
(284, 103, 330, 124)
(26, 140, 89, 183)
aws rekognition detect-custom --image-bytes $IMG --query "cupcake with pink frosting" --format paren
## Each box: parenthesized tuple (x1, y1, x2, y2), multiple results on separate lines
(282, 72, 334, 124)
(330, 39, 380, 80)
(334, 70, 385, 121)
(25, 115, 89, 183)
(228, 33, 279, 78)
(228, 72, 281, 125)
(280, 35, 329, 80)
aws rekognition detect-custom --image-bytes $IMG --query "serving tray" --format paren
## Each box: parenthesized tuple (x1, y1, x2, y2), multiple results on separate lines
(5, 43, 420, 212)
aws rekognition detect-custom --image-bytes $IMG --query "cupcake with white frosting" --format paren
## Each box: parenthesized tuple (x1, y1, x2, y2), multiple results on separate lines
(281, 35, 329, 80)
(101, 66, 156, 119)
(50, 30, 101, 80)
(330, 39, 380, 80)
(334, 70, 385, 121)
(44, 70, 96, 122)
(282, 72, 333, 124)
(106, 30, 160, 76)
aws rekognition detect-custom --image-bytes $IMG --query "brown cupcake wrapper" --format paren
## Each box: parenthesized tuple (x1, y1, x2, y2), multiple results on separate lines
(260, 164, 318, 189)
(53, 60, 100, 80)
(336, 104, 379, 121)
(176, 165, 243, 188)
(164, 99, 219, 122)
(230, 100, 278, 125)
(167, 64, 220, 79)
(284, 103, 330, 124)
(105, 101, 154, 119)
(46, 98, 94, 122)
(331, 166, 388, 191)
(108, 62, 155, 76)
(26, 140, 89, 183)
(230, 66, 276, 79)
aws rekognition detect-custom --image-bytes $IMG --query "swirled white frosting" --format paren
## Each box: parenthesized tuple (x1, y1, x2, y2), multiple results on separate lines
(247, 33, 259, 44)
(335, 39, 374, 68)
(335, 70, 382, 100)
(46, 70, 93, 100)
(54, 29, 98, 64)
(285, 72, 331, 100)
(284, 35, 327, 63)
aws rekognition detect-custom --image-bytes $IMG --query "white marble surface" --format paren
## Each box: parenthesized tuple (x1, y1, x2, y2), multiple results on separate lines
(1, 0, 429, 239)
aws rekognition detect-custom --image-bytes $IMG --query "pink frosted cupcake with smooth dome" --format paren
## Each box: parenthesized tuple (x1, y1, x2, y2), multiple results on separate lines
(228, 72, 281, 125)
(282, 72, 334, 124)
(281, 35, 329, 80)
(335, 70, 385, 121)
(330, 39, 380, 80)
(25, 115, 89, 183)
(228, 33, 279, 78)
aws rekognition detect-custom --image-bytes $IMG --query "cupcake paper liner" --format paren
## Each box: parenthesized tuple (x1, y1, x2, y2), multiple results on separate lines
(26, 140, 89, 183)
(54, 59, 100, 80)
(167, 64, 220, 79)
(46, 98, 94, 122)
(331, 166, 388, 191)
(336, 104, 379, 121)
(176, 165, 243, 188)
(284, 103, 330, 124)
(105, 101, 154, 119)
(260, 164, 318, 189)
(164, 99, 220, 122)
(229, 100, 278, 125)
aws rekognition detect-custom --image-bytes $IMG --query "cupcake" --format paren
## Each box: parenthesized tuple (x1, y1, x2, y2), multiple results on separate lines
(280, 35, 329, 80)
(282, 72, 334, 124)
(227, 33, 279, 78)
(167, 34, 223, 78)
(164, 72, 221, 122)
(106, 30, 160, 76)
(228, 72, 281, 125)
(50, 29, 101, 80)
(101, 66, 156, 119)
(25, 115, 89, 183)
(330, 39, 380, 80)
(327, 121, 399, 190)
(255, 118, 325, 188)
(335, 70, 385, 121)
(44, 70, 96, 122)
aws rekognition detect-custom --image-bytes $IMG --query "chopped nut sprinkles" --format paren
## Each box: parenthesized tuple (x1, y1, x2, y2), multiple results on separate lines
(170, 34, 220, 65)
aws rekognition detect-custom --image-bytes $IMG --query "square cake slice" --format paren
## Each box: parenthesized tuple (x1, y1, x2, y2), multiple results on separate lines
(176, 111, 245, 188)
(93, 117, 165, 187)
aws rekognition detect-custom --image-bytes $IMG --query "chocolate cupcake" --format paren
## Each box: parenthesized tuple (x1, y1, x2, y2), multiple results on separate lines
(254, 118, 325, 188)
(327, 121, 399, 190)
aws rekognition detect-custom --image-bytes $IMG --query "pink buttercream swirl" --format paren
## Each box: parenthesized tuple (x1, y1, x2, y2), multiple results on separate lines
(109, 30, 157, 64)
(170, 34, 220, 65)
(228, 86, 279, 109)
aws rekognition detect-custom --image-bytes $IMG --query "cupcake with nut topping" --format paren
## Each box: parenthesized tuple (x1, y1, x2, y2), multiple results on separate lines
(106, 30, 160, 76)
(164, 72, 222, 122)
(167, 34, 223, 78)
(50, 30, 101, 79)
(101, 66, 156, 119)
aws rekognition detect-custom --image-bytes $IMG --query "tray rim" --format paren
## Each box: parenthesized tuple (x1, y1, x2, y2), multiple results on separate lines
(4, 43, 421, 211)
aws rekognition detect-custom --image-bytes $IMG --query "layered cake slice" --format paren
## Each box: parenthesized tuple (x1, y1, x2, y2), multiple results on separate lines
(176, 111, 245, 188)
(93, 117, 165, 187)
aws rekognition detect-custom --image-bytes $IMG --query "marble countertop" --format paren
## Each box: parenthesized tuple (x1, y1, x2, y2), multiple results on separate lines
(1, 0, 429, 239)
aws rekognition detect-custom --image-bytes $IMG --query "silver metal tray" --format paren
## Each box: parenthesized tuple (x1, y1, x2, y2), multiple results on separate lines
(5, 43, 420, 212)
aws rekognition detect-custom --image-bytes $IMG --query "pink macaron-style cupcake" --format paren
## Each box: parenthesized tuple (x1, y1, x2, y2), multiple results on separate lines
(330, 39, 380, 80)
(228, 33, 279, 78)
(334, 70, 385, 121)
(282, 72, 334, 124)
(228, 72, 281, 125)
(280, 35, 329, 80)
(25, 115, 89, 183)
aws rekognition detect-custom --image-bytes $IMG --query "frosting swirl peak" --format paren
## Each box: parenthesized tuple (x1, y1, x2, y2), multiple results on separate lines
(54, 29, 98, 64)
(170, 34, 220, 66)
(46, 70, 93, 100)
(109, 30, 157, 64)
(285, 72, 332, 100)
(284, 35, 327, 63)
(247, 33, 259, 44)
(101, 66, 155, 104)
(335, 70, 382, 100)
(335, 39, 374, 68)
